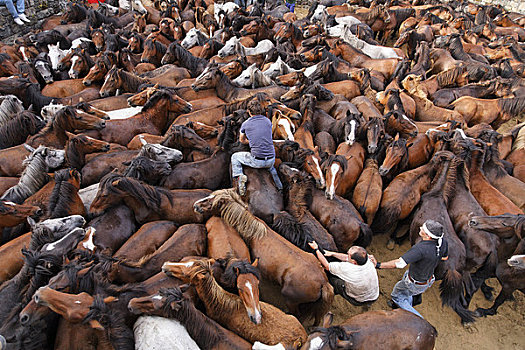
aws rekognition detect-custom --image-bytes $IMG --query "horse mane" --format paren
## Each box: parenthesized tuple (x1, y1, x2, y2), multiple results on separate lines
(511, 123, 525, 151)
(26, 83, 54, 113)
(47, 168, 80, 219)
(0, 111, 44, 149)
(158, 287, 225, 348)
(170, 43, 208, 72)
(141, 90, 171, 112)
(145, 38, 167, 56)
(428, 153, 456, 205)
(272, 211, 314, 251)
(220, 257, 261, 290)
(436, 65, 465, 87)
(99, 173, 172, 210)
(322, 154, 348, 172)
(210, 189, 267, 241)
(84, 295, 135, 350)
(188, 259, 244, 313)
(498, 97, 525, 116)
(365, 6, 381, 22)
(311, 325, 353, 350)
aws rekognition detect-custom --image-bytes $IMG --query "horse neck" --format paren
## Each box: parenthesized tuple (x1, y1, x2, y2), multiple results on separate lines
(141, 99, 171, 131)
(286, 181, 310, 219)
(215, 72, 240, 100)
(121, 70, 149, 92)
(427, 158, 455, 204)
(65, 142, 86, 170)
(19, 154, 50, 195)
(193, 270, 243, 317)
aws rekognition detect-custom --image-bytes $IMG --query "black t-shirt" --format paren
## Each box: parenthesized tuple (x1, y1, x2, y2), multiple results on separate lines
(401, 239, 448, 282)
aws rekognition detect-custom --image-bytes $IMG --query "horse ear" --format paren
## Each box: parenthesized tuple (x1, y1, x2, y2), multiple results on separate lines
(88, 320, 105, 330)
(122, 160, 131, 166)
(394, 133, 399, 141)
(169, 300, 182, 311)
(104, 296, 117, 303)
(24, 144, 35, 153)
(179, 284, 190, 293)
(27, 216, 37, 228)
(251, 257, 259, 267)
(322, 312, 333, 328)
(111, 179, 121, 187)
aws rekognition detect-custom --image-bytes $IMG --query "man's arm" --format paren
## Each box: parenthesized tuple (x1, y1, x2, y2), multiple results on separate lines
(239, 132, 249, 144)
(324, 250, 348, 262)
(308, 241, 330, 270)
(376, 258, 407, 269)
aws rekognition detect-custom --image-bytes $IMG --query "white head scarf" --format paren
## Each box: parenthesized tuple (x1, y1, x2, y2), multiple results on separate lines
(422, 220, 444, 256)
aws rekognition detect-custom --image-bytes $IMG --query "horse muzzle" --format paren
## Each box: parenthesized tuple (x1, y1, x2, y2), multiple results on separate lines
(368, 144, 378, 154)
(99, 91, 110, 98)
(191, 84, 201, 92)
(83, 79, 92, 86)
(378, 166, 389, 176)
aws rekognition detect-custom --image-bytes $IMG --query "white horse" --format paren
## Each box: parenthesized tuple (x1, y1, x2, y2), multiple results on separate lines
(134, 316, 200, 350)
(218, 37, 274, 58)
(342, 25, 402, 59)
(233, 63, 274, 88)
(47, 44, 68, 71)
(310, 5, 327, 22)
(263, 56, 300, 79)
(335, 15, 361, 26)
(79, 183, 99, 212)
(180, 28, 209, 50)
(0, 95, 24, 126)
(508, 254, 525, 269)
(119, 0, 147, 15)
(214, 2, 239, 23)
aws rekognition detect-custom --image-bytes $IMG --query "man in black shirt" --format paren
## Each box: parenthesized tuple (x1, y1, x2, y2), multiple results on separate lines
(371, 220, 448, 318)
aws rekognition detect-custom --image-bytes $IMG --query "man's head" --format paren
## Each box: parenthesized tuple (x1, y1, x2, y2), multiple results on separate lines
(347, 246, 367, 266)
(247, 98, 266, 117)
(419, 219, 444, 240)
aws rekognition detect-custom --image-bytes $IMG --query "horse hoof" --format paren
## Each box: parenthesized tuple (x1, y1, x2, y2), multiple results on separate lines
(386, 239, 395, 251)
(462, 322, 478, 333)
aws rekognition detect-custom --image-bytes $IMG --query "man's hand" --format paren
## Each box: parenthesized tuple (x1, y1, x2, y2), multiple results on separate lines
(324, 251, 333, 257)
(239, 132, 249, 144)
(308, 241, 318, 250)
(369, 255, 377, 265)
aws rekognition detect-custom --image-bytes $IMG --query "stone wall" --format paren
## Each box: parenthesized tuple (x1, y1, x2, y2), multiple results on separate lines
(472, 0, 525, 13)
(0, 0, 62, 43)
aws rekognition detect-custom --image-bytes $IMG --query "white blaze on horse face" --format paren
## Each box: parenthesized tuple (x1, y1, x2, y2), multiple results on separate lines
(152, 295, 163, 300)
(193, 194, 215, 209)
(327, 162, 341, 199)
(20, 46, 29, 62)
(312, 156, 325, 188)
(346, 120, 357, 145)
(82, 227, 96, 251)
(245, 280, 261, 322)
(278, 118, 294, 141)
(308, 336, 324, 350)
(69, 56, 80, 79)
(456, 128, 467, 139)
(402, 113, 418, 130)
(44, 228, 78, 251)
(4, 201, 17, 206)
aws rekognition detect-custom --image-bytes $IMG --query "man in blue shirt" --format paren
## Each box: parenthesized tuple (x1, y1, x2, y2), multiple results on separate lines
(231, 99, 283, 195)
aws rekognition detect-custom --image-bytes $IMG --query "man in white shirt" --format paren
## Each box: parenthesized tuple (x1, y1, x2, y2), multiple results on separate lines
(309, 241, 379, 305)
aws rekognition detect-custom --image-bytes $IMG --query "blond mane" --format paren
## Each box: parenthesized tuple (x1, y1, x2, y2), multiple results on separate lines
(512, 122, 525, 151)
(210, 189, 267, 242)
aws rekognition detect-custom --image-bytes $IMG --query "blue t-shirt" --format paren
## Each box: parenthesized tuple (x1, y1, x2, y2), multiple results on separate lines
(240, 115, 275, 158)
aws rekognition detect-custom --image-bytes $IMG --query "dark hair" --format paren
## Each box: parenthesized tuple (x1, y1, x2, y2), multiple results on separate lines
(350, 247, 367, 266)
(247, 99, 265, 116)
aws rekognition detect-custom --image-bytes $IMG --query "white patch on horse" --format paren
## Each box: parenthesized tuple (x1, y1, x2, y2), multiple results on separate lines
(309, 336, 324, 350)
(312, 156, 325, 187)
(252, 342, 286, 350)
(193, 194, 215, 207)
(20, 47, 29, 62)
(152, 295, 163, 300)
(44, 230, 74, 251)
(74, 300, 82, 304)
(278, 118, 294, 141)
(82, 227, 96, 251)
(346, 120, 357, 145)
(328, 162, 341, 198)
(4, 201, 17, 206)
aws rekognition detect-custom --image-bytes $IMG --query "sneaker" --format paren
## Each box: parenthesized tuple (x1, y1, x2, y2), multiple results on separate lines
(14, 17, 24, 25)
(237, 174, 247, 196)
(19, 13, 30, 22)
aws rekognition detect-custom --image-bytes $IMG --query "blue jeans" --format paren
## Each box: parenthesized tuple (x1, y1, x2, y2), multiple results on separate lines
(391, 271, 434, 318)
(231, 152, 283, 190)
(285, 2, 295, 12)
(0, 0, 25, 18)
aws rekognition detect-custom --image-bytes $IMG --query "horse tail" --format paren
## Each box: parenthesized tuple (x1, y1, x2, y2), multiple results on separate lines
(371, 203, 401, 236)
(439, 269, 475, 324)
(354, 221, 373, 248)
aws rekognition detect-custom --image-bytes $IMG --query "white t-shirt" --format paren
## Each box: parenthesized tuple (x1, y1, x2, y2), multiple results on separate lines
(329, 259, 379, 302)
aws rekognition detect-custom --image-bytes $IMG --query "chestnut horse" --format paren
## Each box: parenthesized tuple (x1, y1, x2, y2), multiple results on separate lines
(193, 189, 334, 326)
(90, 173, 211, 225)
(162, 258, 307, 349)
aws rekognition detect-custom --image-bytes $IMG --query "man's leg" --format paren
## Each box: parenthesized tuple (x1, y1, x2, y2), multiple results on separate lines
(391, 272, 423, 318)
(15, 0, 24, 14)
(231, 152, 252, 179)
(268, 165, 283, 190)
(0, 0, 20, 19)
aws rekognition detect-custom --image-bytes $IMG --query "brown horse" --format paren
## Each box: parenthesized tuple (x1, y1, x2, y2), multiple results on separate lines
(108, 224, 207, 284)
(301, 310, 437, 350)
(83, 90, 192, 146)
(162, 258, 307, 348)
(193, 189, 333, 326)
(378, 136, 410, 183)
(468, 214, 525, 317)
(351, 157, 382, 226)
(451, 96, 525, 129)
(206, 216, 250, 260)
(324, 143, 366, 200)
(90, 173, 211, 225)
(128, 286, 252, 350)
(65, 134, 110, 171)
(191, 63, 287, 103)
(83, 51, 119, 86)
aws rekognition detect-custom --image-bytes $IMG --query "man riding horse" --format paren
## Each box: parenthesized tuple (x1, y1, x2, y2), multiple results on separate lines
(231, 99, 283, 195)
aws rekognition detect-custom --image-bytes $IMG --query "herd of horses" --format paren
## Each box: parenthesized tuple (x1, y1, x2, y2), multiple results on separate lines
(0, 0, 524, 348)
